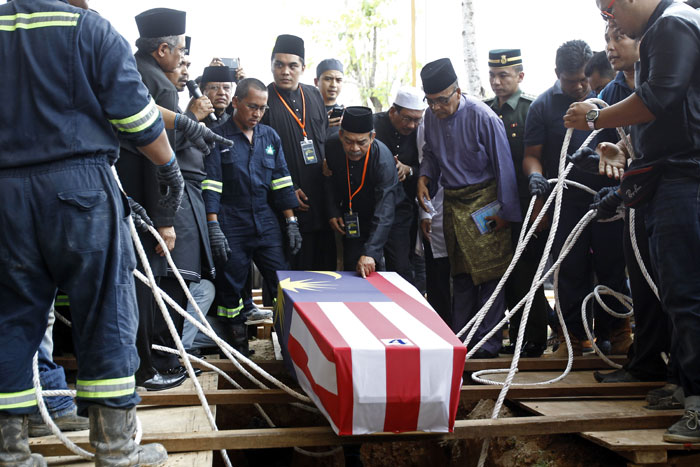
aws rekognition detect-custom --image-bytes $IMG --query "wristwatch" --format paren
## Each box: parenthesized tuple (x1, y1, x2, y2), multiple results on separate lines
(585, 108, 600, 130)
(285, 216, 298, 224)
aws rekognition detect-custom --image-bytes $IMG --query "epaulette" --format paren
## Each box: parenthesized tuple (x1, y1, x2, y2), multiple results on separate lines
(482, 96, 496, 105)
(520, 92, 538, 102)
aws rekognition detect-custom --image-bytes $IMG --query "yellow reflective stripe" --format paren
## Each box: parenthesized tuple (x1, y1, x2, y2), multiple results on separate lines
(0, 388, 37, 410)
(202, 180, 223, 193)
(109, 98, 159, 134)
(55, 294, 70, 307)
(76, 376, 135, 399)
(0, 12, 80, 31)
(271, 176, 292, 191)
(217, 299, 243, 318)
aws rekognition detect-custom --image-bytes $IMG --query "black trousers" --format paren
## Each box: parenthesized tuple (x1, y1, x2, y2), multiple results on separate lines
(135, 277, 157, 382)
(290, 228, 337, 271)
(505, 221, 551, 348)
(423, 239, 452, 326)
(623, 208, 669, 380)
(151, 277, 190, 372)
(552, 196, 629, 339)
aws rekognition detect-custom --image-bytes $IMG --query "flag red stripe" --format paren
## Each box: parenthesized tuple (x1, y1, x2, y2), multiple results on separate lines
(290, 303, 355, 435)
(345, 302, 421, 433)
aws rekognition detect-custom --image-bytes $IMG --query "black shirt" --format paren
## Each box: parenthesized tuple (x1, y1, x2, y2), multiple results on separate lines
(631, 0, 700, 166)
(324, 135, 404, 262)
(373, 111, 419, 202)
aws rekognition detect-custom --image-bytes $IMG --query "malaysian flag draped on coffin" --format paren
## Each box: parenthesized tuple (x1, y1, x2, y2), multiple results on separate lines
(274, 271, 466, 435)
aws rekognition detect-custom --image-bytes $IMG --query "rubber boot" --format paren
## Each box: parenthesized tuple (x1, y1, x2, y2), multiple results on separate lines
(231, 323, 250, 358)
(88, 406, 167, 467)
(545, 331, 582, 358)
(0, 412, 46, 466)
(610, 318, 633, 355)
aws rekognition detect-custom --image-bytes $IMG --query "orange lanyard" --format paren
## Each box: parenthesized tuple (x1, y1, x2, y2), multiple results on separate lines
(274, 84, 307, 138)
(346, 146, 371, 213)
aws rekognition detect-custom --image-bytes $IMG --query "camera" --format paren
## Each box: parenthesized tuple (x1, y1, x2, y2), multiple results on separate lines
(221, 57, 240, 83)
(328, 105, 344, 119)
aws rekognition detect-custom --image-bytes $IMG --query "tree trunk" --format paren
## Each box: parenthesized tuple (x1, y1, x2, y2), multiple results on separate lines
(461, 0, 484, 98)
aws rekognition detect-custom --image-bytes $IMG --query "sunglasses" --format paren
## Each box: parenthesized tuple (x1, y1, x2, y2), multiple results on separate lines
(601, 0, 615, 21)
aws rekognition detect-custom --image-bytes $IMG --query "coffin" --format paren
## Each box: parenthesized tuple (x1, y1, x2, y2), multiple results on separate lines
(275, 271, 466, 435)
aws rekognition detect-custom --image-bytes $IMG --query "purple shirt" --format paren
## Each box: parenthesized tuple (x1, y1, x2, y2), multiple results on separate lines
(420, 95, 521, 222)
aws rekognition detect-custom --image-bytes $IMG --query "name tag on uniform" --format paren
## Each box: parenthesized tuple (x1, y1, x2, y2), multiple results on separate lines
(344, 212, 360, 238)
(301, 139, 318, 165)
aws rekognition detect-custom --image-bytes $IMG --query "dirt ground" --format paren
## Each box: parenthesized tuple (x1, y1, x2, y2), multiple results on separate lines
(213, 336, 628, 467)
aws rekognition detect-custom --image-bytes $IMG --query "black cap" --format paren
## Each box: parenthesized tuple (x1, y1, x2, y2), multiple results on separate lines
(316, 58, 344, 78)
(184, 36, 191, 55)
(272, 34, 305, 60)
(420, 58, 457, 94)
(341, 106, 374, 134)
(201, 66, 235, 87)
(488, 49, 522, 68)
(135, 8, 186, 38)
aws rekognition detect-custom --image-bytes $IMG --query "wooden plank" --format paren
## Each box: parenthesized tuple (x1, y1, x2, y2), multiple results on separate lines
(53, 357, 287, 376)
(45, 452, 212, 466)
(465, 355, 628, 372)
(30, 411, 685, 455)
(136, 381, 662, 407)
(518, 399, 700, 453)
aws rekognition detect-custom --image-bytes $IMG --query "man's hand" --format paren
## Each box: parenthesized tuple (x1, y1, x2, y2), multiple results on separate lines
(420, 218, 431, 242)
(235, 68, 246, 81)
(322, 159, 333, 177)
(155, 155, 185, 211)
(591, 186, 623, 220)
(286, 221, 303, 255)
(127, 197, 153, 233)
(155, 226, 176, 256)
(186, 96, 215, 122)
(207, 220, 231, 264)
(563, 101, 597, 131)
(356, 255, 376, 279)
(485, 214, 508, 232)
(394, 156, 411, 182)
(528, 172, 550, 197)
(209, 58, 225, 67)
(597, 142, 627, 180)
(417, 176, 431, 213)
(295, 188, 310, 212)
(174, 113, 233, 156)
(568, 147, 600, 174)
(328, 116, 342, 128)
(329, 217, 345, 235)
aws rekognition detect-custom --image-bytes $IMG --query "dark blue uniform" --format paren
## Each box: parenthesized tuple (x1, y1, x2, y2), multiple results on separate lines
(0, 0, 164, 414)
(203, 120, 298, 321)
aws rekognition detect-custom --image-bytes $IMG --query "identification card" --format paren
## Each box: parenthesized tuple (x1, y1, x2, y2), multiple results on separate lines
(300, 139, 318, 165)
(344, 212, 360, 238)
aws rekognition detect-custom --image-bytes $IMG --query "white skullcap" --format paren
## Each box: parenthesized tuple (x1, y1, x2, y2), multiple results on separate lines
(393, 86, 427, 111)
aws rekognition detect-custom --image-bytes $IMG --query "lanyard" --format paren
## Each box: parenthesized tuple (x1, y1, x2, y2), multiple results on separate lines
(346, 146, 371, 213)
(274, 84, 307, 138)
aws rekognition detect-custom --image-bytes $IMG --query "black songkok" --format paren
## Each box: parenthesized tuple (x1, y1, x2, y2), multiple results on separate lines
(135, 8, 186, 38)
(488, 49, 522, 68)
(316, 58, 344, 78)
(272, 34, 305, 60)
(420, 58, 458, 94)
(341, 106, 374, 134)
(201, 66, 235, 87)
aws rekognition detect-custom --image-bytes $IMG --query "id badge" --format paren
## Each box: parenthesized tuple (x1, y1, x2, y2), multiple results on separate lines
(300, 138, 318, 165)
(344, 212, 360, 238)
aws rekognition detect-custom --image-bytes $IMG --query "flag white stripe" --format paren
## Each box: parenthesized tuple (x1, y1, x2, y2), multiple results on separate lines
(289, 310, 338, 395)
(291, 360, 339, 434)
(317, 302, 387, 435)
(378, 271, 434, 309)
(371, 301, 454, 432)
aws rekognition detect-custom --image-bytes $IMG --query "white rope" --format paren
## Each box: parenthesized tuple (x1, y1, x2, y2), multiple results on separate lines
(581, 285, 634, 368)
(629, 209, 660, 298)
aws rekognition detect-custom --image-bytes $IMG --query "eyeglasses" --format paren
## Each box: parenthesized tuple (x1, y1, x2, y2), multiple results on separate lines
(399, 113, 423, 126)
(601, 0, 615, 21)
(424, 87, 458, 107)
(204, 84, 233, 93)
(245, 103, 269, 113)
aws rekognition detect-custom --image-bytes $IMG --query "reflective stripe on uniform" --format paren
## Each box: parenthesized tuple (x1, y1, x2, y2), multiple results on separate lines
(55, 294, 70, 307)
(109, 98, 159, 134)
(0, 12, 80, 31)
(202, 180, 223, 193)
(217, 299, 243, 319)
(76, 376, 135, 399)
(270, 176, 293, 191)
(0, 388, 36, 410)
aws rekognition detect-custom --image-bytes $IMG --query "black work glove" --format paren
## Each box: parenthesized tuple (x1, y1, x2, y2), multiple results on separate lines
(127, 197, 153, 233)
(528, 172, 550, 197)
(567, 147, 600, 174)
(174, 113, 233, 156)
(155, 155, 185, 211)
(286, 220, 302, 255)
(207, 220, 231, 264)
(590, 186, 623, 220)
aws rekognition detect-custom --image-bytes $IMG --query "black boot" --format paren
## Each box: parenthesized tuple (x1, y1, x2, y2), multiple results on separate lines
(0, 412, 46, 466)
